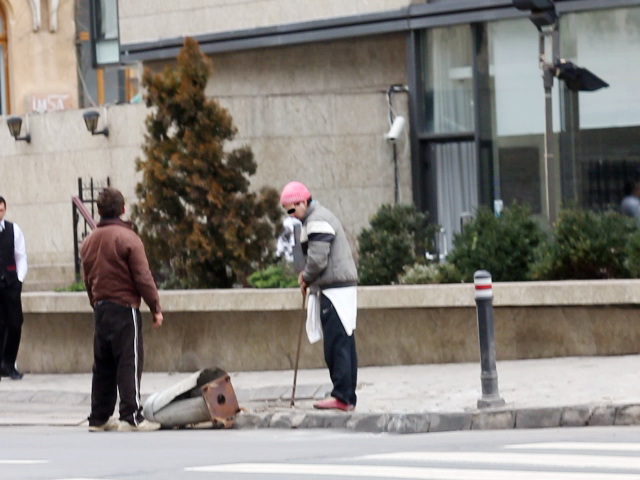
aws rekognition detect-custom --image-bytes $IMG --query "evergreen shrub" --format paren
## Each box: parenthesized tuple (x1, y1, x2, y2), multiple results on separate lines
(531, 208, 637, 280)
(447, 203, 544, 282)
(357, 204, 437, 285)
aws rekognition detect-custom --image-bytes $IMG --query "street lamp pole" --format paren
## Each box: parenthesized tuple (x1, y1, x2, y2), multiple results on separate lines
(514, 0, 608, 224)
(539, 24, 559, 224)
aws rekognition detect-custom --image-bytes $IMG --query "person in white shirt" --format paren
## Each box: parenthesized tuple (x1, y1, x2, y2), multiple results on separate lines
(0, 197, 27, 380)
(276, 216, 302, 263)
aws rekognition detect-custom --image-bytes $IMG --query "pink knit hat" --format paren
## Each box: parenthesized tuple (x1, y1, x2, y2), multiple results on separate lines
(280, 181, 311, 206)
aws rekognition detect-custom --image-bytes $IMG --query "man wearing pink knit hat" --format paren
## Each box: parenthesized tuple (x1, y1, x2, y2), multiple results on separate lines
(280, 181, 358, 411)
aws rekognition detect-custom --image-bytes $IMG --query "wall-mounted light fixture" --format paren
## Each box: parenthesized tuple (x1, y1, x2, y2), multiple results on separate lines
(6, 116, 31, 143)
(83, 109, 109, 137)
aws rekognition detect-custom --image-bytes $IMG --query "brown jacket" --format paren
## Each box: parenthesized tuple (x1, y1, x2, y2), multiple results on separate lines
(80, 218, 161, 313)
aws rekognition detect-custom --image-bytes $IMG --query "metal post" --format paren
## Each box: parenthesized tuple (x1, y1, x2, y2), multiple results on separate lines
(540, 25, 558, 224)
(474, 270, 505, 409)
(72, 202, 80, 283)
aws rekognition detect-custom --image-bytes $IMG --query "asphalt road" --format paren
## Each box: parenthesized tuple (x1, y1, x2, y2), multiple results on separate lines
(1, 425, 640, 479)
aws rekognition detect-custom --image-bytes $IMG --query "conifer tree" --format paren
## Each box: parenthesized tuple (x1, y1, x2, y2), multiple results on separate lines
(132, 38, 281, 288)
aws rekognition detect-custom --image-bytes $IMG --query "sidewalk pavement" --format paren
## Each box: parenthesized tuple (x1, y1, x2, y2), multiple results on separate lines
(1, 355, 639, 433)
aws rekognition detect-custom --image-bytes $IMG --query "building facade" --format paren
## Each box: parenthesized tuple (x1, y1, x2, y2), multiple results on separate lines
(0, 0, 78, 115)
(0, 0, 639, 290)
(122, 0, 640, 252)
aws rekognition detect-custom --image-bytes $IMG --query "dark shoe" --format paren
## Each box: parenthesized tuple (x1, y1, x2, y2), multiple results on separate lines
(1, 364, 23, 380)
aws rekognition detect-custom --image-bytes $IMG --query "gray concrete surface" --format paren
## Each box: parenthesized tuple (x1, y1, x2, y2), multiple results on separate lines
(1, 354, 639, 433)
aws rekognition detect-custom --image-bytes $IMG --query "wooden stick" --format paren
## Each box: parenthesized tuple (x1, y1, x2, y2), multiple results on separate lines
(290, 293, 306, 407)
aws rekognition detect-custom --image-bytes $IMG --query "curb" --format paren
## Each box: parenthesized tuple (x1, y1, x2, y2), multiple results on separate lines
(231, 403, 640, 434)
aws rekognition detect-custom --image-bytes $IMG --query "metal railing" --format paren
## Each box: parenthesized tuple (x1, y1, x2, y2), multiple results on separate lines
(72, 177, 110, 283)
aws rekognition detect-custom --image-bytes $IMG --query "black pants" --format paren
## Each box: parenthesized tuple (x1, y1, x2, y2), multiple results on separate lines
(0, 279, 23, 367)
(88, 301, 144, 427)
(320, 294, 358, 406)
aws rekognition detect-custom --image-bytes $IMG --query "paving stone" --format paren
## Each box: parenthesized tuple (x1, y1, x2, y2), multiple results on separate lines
(270, 412, 293, 428)
(5, 391, 37, 403)
(30, 391, 64, 404)
(429, 413, 472, 433)
(252, 386, 289, 401)
(615, 405, 640, 426)
(234, 388, 252, 403)
(313, 384, 333, 400)
(0, 391, 15, 402)
(588, 405, 616, 426)
(292, 384, 322, 400)
(55, 392, 88, 405)
(346, 413, 390, 433)
(233, 413, 264, 429)
(561, 406, 592, 427)
(387, 414, 430, 434)
(472, 410, 515, 430)
(300, 413, 351, 429)
(515, 408, 561, 429)
(260, 413, 274, 428)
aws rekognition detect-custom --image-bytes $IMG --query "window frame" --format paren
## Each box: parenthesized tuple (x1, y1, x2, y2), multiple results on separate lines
(89, 0, 121, 68)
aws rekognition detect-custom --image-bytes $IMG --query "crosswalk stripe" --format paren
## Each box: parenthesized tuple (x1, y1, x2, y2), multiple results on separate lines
(185, 463, 640, 479)
(357, 452, 640, 470)
(0, 460, 48, 464)
(507, 443, 640, 452)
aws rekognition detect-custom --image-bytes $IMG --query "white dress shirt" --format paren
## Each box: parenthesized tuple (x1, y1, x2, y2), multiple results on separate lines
(0, 219, 28, 282)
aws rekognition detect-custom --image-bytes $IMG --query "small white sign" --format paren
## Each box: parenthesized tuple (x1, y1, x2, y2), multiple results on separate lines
(29, 93, 72, 113)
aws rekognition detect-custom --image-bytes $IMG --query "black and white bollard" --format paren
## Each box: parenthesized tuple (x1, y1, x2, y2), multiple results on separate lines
(474, 270, 506, 409)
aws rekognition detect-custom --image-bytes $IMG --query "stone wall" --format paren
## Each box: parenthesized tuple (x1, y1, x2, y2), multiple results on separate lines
(119, 0, 412, 45)
(205, 34, 412, 248)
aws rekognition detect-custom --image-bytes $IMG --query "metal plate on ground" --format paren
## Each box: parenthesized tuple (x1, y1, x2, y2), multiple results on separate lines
(201, 376, 240, 428)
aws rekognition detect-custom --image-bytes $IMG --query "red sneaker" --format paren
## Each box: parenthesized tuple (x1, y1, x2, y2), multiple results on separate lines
(313, 397, 355, 411)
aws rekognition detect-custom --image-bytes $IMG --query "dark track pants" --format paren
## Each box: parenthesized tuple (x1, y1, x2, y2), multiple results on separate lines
(0, 280, 23, 367)
(320, 294, 358, 406)
(88, 301, 144, 427)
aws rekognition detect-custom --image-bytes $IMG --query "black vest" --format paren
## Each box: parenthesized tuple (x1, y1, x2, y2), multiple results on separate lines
(0, 221, 16, 276)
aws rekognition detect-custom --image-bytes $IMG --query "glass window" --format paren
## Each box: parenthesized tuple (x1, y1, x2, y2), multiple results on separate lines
(559, 7, 640, 211)
(422, 25, 474, 133)
(485, 18, 562, 216)
(91, 0, 120, 66)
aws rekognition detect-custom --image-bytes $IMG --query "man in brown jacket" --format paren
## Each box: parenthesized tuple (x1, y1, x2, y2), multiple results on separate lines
(81, 188, 163, 432)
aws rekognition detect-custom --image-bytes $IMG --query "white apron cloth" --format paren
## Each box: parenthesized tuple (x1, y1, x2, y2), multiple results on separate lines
(306, 286, 357, 344)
